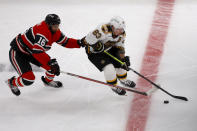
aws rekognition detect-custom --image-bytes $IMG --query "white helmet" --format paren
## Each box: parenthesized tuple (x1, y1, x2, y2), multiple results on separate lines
(109, 16, 126, 30)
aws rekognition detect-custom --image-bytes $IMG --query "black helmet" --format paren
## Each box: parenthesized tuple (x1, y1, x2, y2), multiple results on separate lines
(45, 14, 61, 25)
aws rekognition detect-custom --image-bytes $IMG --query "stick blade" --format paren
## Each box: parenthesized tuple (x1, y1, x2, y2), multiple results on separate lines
(146, 86, 158, 96)
(174, 96, 188, 101)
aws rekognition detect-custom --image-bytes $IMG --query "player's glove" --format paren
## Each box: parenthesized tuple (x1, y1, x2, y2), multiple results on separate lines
(123, 56, 130, 66)
(121, 56, 130, 71)
(77, 37, 86, 47)
(89, 41, 104, 53)
(48, 59, 60, 76)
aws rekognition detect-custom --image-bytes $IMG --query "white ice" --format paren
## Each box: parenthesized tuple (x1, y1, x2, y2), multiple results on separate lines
(0, 0, 196, 131)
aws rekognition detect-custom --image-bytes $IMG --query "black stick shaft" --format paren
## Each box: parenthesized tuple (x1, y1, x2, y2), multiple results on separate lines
(129, 68, 188, 101)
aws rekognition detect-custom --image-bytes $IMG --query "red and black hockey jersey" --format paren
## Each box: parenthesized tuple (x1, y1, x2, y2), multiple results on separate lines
(15, 21, 81, 70)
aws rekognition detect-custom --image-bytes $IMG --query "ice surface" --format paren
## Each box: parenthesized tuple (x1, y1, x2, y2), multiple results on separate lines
(147, 1, 197, 131)
(0, 0, 196, 131)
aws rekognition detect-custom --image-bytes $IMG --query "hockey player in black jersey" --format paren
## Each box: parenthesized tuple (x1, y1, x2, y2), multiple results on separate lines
(81, 16, 136, 95)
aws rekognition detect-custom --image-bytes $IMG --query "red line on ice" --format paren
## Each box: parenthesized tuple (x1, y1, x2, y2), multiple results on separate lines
(126, 0, 175, 131)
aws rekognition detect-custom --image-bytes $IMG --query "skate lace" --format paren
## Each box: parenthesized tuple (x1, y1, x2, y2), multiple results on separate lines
(11, 86, 19, 92)
(124, 80, 132, 86)
(112, 87, 123, 93)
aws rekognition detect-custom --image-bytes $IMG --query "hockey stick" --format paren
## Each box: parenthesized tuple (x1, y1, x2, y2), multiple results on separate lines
(60, 71, 156, 96)
(104, 50, 188, 101)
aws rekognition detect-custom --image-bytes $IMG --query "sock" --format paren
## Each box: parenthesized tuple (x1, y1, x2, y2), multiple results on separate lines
(45, 71, 55, 83)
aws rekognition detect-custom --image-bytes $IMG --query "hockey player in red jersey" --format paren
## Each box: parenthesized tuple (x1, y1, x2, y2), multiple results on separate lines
(6, 14, 84, 96)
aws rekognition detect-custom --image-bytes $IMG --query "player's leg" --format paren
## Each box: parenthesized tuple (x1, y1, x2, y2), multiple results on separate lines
(107, 47, 136, 88)
(116, 68, 136, 88)
(29, 55, 62, 88)
(103, 64, 126, 95)
(7, 48, 35, 96)
(86, 50, 126, 95)
(103, 64, 117, 85)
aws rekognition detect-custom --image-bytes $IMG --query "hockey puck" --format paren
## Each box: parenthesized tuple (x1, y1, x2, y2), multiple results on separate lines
(164, 100, 169, 104)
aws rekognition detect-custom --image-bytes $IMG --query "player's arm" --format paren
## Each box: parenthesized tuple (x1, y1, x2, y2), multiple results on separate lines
(116, 45, 125, 59)
(56, 32, 83, 48)
(31, 34, 51, 71)
(31, 34, 60, 75)
(114, 33, 130, 70)
(115, 36, 126, 58)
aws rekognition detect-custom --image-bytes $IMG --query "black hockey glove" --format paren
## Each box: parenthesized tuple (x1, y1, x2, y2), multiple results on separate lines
(48, 59, 60, 76)
(121, 56, 130, 71)
(123, 56, 130, 66)
(77, 37, 86, 47)
(89, 41, 104, 53)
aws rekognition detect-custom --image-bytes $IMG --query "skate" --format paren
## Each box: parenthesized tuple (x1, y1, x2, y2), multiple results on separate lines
(119, 79, 136, 88)
(5, 77, 21, 96)
(111, 87, 126, 95)
(41, 76, 63, 88)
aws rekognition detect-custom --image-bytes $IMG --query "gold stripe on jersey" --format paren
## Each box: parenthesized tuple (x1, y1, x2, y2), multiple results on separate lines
(116, 46, 125, 51)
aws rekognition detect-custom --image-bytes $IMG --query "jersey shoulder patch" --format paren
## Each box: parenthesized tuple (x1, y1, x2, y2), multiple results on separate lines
(101, 24, 112, 34)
